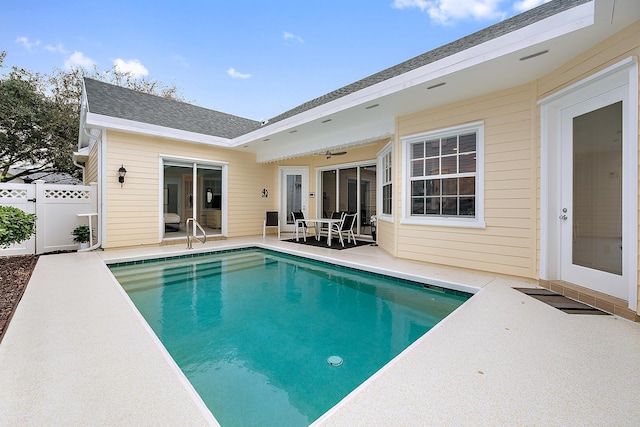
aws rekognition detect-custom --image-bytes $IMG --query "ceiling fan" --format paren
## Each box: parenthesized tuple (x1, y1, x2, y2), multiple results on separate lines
(324, 150, 347, 159)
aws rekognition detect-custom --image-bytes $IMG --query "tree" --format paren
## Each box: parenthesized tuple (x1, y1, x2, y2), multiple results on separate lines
(0, 72, 77, 182)
(0, 206, 36, 248)
(0, 51, 186, 183)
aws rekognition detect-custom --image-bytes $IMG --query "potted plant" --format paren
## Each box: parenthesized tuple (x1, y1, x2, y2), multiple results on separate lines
(71, 225, 91, 250)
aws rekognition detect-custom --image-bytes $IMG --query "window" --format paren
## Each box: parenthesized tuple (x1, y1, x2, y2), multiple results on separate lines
(379, 144, 393, 217)
(403, 122, 484, 228)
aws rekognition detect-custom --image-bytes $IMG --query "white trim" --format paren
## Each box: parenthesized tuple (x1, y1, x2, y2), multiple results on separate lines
(86, 113, 233, 147)
(401, 121, 485, 229)
(377, 141, 393, 222)
(538, 56, 637, 106)
(539, 56, 638, 310)
(315, 159, 376, 173)
(158, 154, 229, 167)
(100, 131, 107, 248)
(158, 156, 229, 240)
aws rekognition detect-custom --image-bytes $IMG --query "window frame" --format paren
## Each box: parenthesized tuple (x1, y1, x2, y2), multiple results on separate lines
(401, 121, 485, 228)
(377, 141, 393, 221)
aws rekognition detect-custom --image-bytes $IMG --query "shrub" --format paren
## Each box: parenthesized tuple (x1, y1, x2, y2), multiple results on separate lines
(71, 224, 91, 243)
(0, 206, 37, 248)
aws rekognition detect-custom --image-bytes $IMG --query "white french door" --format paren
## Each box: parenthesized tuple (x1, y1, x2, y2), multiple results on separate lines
(279, 167, 309, 233)
(541, 58, 638, 309)
(559, 88, 628, 300)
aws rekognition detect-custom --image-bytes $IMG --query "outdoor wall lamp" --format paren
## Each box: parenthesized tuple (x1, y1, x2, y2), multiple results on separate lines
(118, 165, 127, 187)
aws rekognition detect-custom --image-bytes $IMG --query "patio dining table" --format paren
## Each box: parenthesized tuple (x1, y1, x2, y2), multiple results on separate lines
(295, 218, 342, 246)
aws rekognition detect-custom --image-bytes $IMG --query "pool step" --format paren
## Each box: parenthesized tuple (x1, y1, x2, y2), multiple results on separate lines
(113, 253, 278, 293)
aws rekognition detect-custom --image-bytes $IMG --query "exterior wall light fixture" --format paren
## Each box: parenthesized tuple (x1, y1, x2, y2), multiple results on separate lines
(118, 165, 127, 187)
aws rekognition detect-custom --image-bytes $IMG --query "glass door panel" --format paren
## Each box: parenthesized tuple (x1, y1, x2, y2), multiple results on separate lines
(163, 161, 224, 239)
(360, 165, 376, 235)
(163, 164, 192, 237)
(338, 167, 358, 214)
(198, 166, 223, 234)
(280, 167, 309, 232)
(322, 164, 376, 237)
(321, 170, 336, 218)
(286, 174, 302, 225)
(572, 102, 622, 275)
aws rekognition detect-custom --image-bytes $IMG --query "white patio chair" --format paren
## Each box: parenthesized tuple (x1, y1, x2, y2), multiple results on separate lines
(330, 213, 357, 247)
(291, 211, 307, 242)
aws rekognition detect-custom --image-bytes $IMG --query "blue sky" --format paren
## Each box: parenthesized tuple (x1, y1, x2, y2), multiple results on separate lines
(1, 0, 549, 120)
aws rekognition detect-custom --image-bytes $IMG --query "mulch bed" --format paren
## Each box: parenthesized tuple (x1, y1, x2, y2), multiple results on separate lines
(0, 255, 39, 343)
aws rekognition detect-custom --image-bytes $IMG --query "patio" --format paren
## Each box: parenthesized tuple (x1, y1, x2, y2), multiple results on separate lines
(1, 236, 639, 426)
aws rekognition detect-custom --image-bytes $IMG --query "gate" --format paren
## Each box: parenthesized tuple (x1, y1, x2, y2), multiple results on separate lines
(0, 180, 97, 256)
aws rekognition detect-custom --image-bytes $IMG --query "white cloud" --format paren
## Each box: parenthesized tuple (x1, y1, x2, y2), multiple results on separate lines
(283, 31, 304, 43)
(114, 58, 149, 78)
(513, 0, 550, 12)
(15, 36, 41, 50)
(45, 43, 68, 54)
(393, 0, 507, 24)
(227, 68, 251, 79)
(393, 0, 512, 25)
(64, 51, 96, 69)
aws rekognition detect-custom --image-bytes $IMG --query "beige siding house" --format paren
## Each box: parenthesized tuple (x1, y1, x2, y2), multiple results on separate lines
(76, 0, 640, 319)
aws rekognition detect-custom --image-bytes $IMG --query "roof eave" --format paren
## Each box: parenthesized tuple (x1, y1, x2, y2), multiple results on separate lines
(85, 112, 234, 147)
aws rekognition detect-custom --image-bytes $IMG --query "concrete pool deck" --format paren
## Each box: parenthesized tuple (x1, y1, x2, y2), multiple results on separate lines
(1, 236, 639, 425)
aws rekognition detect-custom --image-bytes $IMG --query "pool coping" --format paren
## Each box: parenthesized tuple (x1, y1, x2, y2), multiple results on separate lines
(2, 236, 640, 425)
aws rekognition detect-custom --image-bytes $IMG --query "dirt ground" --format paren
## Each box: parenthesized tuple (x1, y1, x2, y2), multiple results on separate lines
(0, 255, 38, 343)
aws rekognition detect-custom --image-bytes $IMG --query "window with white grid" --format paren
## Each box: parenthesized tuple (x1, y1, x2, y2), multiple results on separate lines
(403, 122, 485, 228)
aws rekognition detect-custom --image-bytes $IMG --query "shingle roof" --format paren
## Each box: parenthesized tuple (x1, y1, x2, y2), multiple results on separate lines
(84, 78, 261, 139)
(264, 0, 591, 126)
(84, 0, 589, 139)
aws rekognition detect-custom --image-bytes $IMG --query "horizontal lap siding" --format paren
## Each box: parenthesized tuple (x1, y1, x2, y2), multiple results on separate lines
(85, 143, 99, 184)
(105, 131, 276, 248)
(397, 84, 537, 278)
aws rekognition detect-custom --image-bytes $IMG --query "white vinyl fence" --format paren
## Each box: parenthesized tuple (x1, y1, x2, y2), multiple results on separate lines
(0, 180, 97, 256)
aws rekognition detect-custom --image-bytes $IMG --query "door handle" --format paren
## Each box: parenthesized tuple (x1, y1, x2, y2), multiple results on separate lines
(559, 215, 568, 220)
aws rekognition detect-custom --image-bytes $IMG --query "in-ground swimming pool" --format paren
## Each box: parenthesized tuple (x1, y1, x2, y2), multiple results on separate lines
(109, 248, 470, 427)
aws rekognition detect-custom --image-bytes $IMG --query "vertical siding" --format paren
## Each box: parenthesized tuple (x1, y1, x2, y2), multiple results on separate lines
(396, 84, 538, 278)
(537, 19, 640, 311)
(104, 131, 276, 248)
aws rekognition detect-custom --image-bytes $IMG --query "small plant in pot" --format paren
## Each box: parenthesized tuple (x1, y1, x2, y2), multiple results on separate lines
(71, 225, 91, 249)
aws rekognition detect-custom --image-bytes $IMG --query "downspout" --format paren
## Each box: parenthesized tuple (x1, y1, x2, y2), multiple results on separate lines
(80, 125, 103, 251)
(73, 126, 98, 183)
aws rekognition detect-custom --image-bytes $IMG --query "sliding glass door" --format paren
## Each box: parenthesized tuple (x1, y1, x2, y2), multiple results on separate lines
(163, 160, 224, 239)
(320, 163, 376, 237)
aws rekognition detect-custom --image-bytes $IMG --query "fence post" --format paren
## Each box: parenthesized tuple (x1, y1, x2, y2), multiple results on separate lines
(34, 180, 46, 254)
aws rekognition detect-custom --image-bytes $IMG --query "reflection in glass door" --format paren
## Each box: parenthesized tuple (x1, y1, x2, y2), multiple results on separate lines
(572, 102, 622, 275)
(321, 164, 376, 237)
(163, 160, 224, 239)
(280, 167, 309, 232)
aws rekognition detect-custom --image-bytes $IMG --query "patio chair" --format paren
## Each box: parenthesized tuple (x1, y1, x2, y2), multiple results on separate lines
(318, 211, 344, 238)
(330, 213, 357, 247)
(263, 211, 280, 239)
(291, 211, 307, 242)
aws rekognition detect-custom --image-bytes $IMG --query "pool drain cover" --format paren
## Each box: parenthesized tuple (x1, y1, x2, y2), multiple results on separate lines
(327, 356, 343, 366)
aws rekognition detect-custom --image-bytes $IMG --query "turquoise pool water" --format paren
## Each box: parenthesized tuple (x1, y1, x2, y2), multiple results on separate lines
(110, 248, 470, 426)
